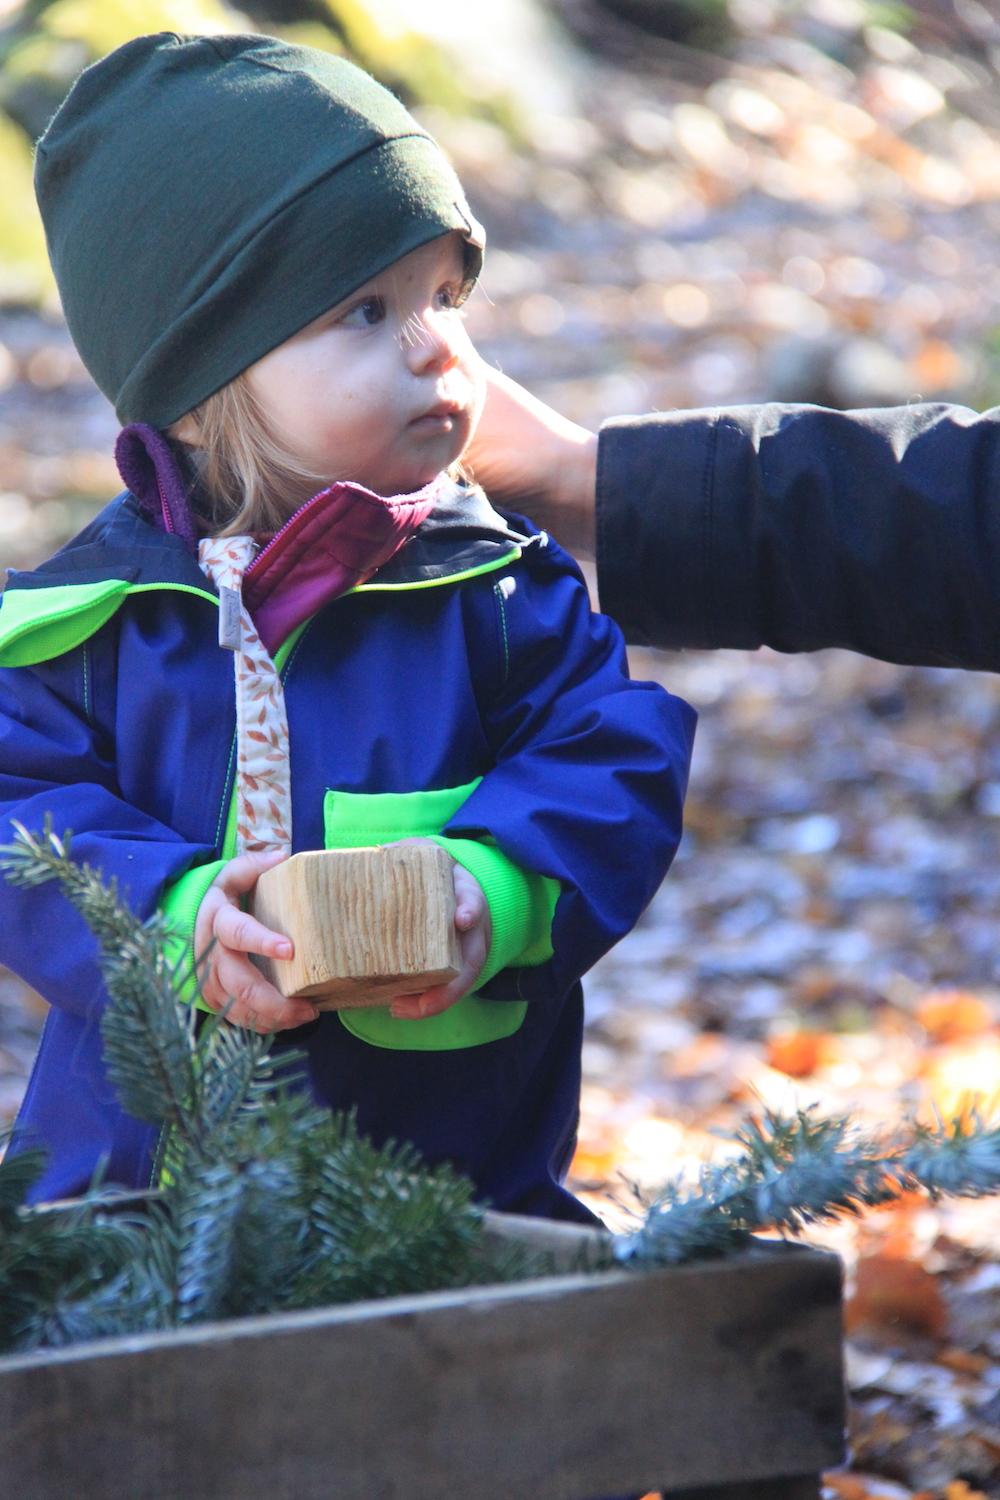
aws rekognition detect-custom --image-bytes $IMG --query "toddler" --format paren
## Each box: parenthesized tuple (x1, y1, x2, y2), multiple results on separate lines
(0, 32, 695, 1216)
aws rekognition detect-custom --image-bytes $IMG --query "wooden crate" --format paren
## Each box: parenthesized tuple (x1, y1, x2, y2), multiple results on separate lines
(0, 1213, 845, 1500)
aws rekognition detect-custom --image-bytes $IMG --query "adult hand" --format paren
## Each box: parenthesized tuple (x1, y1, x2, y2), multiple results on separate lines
(194, 850, 319, 1033)
(388, 847, 492, 1020)
(463, 363, 598, 557)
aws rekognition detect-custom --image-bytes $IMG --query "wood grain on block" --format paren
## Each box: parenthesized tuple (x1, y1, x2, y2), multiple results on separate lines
(250, 843, 460, 1008)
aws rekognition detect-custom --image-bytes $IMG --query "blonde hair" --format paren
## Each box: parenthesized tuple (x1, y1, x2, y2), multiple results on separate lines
(169, 373, 328, 537)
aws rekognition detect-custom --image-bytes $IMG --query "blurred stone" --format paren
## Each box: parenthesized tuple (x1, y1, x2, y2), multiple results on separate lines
(763, 333, 910, 406)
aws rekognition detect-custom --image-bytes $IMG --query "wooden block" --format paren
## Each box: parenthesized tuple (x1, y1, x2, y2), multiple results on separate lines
(249, 843, 460, 1009)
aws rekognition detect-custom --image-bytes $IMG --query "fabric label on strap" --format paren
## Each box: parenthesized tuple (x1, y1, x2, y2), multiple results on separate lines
(198, 536, 292, 856)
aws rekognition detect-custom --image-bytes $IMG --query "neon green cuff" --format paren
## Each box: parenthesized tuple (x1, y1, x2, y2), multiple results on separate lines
(159, 858, 227, 1010)
(429, 835, 559, 990)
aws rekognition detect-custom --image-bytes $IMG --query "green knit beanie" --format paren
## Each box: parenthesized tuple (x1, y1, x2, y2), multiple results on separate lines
(33, 32, 485, 428)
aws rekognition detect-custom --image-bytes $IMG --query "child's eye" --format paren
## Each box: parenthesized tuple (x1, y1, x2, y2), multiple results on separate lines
(436, 277, 476, 312)
(340, 295, 386, 328)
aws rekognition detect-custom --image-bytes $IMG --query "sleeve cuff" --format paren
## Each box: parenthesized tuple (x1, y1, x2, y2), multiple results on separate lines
(597, 412, 717, 649)
(429, 835, 560, 991)
(159, 858, 227, 1009)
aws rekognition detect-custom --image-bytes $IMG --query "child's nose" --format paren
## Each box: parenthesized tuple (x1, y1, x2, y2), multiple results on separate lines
(403, 308, 461, 374)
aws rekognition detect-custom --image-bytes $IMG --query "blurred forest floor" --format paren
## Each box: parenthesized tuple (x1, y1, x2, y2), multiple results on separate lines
(3, 1, 1000, 1494)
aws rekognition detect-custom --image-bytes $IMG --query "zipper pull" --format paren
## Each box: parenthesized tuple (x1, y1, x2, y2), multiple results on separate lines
(218, 584, 243, 651)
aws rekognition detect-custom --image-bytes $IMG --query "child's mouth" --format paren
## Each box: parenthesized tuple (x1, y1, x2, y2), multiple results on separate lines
(410, 413, 456, 433)
(410, 400, 464, 432)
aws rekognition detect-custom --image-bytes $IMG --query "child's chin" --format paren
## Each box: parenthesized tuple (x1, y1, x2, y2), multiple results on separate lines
(374, 466, 448, 497)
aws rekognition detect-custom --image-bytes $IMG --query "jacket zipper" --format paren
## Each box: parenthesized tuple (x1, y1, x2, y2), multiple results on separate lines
(243, 492, 327, 579)
(155, 475, 176, 536)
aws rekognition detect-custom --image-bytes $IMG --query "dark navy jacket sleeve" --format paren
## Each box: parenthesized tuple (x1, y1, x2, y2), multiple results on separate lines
(444, 527, 695, 1003)
(597, 402, 1000, 670)
(0, 630, 216, 1021)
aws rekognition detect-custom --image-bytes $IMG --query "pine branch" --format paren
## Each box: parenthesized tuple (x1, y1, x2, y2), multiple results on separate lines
(617, 1106, 899, 1268)
(0, 820, 199, 1136)
(218, 1154, 306, 1318)
(172, 1160, 246, 1325)
(191, 1018, 304, 1161)
(613, 1164, 751, 1267)
(0, 1140, 47, 1227)
(732, 1107, 897, 1230)
(901, 1106, 1000, 1198)
(288, 1113, 490, 1308)
(0, 1164, 148, 1353)
(17, 1212, 174, 1349)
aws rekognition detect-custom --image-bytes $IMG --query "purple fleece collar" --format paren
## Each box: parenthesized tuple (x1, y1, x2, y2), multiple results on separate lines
(115, 423, 201, 550)
(114, 423, 440, 655)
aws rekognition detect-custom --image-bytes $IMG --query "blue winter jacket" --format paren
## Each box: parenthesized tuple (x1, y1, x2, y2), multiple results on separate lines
(0, 469, 694, 1217)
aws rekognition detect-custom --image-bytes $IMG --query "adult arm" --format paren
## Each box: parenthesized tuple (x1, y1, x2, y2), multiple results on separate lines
(598, 402, 1000, 668)
(465, 367, 1000, 670)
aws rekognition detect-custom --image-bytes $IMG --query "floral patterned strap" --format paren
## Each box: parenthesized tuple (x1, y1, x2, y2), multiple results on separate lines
(197, 536, 292, 857)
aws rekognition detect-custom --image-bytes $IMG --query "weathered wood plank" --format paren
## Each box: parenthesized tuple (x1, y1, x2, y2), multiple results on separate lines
(667, 1476, 822, 1499)
(0, 1239, 844, 1500)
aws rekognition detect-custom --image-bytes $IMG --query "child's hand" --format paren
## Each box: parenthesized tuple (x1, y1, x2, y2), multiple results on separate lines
(194, 850, 319, 1033)
(388, 845, 492, 1020)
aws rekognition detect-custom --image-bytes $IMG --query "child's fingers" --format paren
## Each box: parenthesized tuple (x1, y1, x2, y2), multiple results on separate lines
(211, 902, 293, 960)
(452, 867, 486, 931)
(390, 897, 492, 1019)
(214, 848, 288, 898)
(389, 980, 457, 1020)
(205, 951, 317, 1032)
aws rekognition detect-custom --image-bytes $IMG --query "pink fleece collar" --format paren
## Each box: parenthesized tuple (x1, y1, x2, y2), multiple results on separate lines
(115, 424, 443, 654)
(242, 476, 439, 653)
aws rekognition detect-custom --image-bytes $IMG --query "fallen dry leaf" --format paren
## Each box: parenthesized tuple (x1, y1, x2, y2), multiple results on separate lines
(935, 1348, 990, 1378)
(847, 1252, 949, 1340)
(915, 991, 995, 1044)
(765, 1027, 831, 1077)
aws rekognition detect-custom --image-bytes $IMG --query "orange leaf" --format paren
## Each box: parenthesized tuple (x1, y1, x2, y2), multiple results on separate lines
(766, 1029, 828, 1078)
(846, 1251, 948, 1339)
(915, 989, 994, 1042)
(569, 1144, 620, 1182)
(937, 1347, 990, 1377)
(822, 1478, 875, 1500)
(911, 338, 963, 392)
(945, 1484, 990, 1500)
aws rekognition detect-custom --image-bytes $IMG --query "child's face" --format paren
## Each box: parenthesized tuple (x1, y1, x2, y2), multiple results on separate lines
(245, 231, 485, 503)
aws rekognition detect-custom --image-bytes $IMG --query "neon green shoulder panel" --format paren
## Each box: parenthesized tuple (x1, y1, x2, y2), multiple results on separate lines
(0, 580, 133, 667)
(0, 580, 215, 667)
(0, 542, 522, 668)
